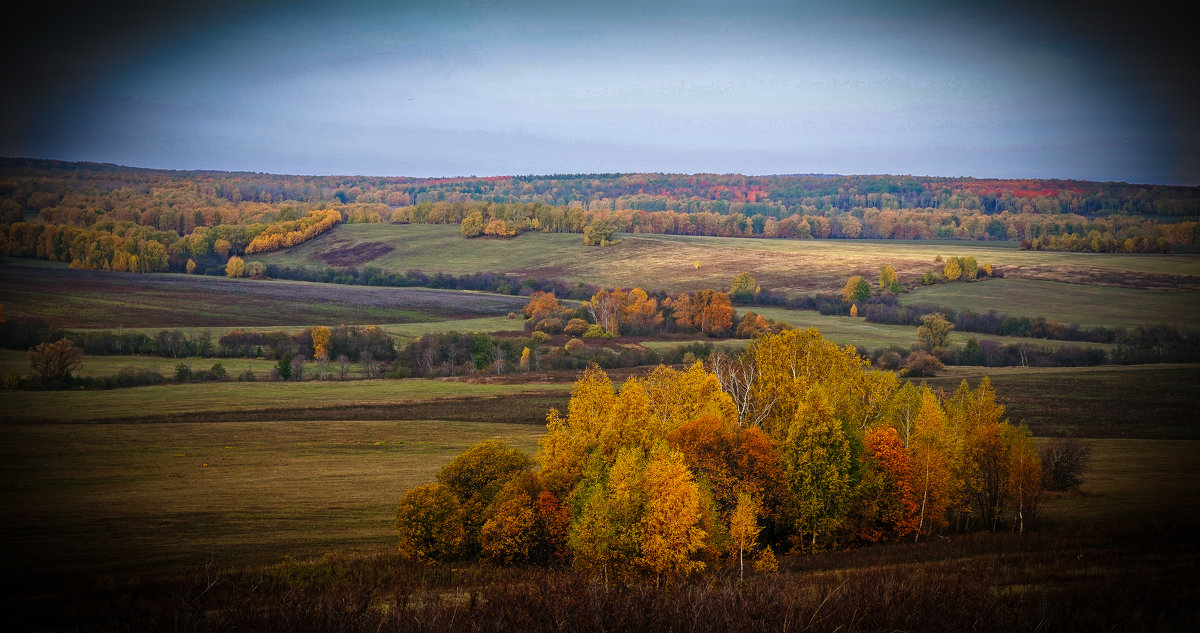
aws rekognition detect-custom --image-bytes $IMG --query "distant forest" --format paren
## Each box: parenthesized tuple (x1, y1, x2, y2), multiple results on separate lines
(1, 158, 1197, 274)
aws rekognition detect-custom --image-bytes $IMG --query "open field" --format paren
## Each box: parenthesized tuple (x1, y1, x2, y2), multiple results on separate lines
(252, 223, 1200, 294)
(1, 416, 1194, 608)
(920, 364, 1200, 439)
(0, 350, 283, 379)
(0, 419, 545, 582)
(0, 261, 528, 328)
(748, 306, 1115, 352)
(901, 277, 1200, 329)
(0, 379, 571, 423)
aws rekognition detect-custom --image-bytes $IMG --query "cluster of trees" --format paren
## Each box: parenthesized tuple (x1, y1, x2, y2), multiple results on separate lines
(1021, 232, 1174, 253)
(265, 265, 597, 300)
(0, 318, 396, 364)
(397, 330, 1045, 578)
(217, 325, 396, 362)
(0, 209, 340, 274)
(403, 331, 664, 377)
(460, 210, 519, 239)
(522, 288, 784, 340)
(243, 210, 342, 254)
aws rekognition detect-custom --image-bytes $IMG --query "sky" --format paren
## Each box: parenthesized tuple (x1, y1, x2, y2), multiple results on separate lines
(2, 0, 1196, 184)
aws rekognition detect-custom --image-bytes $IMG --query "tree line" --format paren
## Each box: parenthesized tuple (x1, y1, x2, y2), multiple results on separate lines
(2, 159, 1195, 266)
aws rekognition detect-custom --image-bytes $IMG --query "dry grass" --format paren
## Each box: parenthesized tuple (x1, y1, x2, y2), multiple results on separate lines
(254, 224, 1200, 294)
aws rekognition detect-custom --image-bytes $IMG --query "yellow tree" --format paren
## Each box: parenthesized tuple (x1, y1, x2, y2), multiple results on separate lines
(878, 265, 898, 292)
(225, 255, 245, 278)
(311, 326, 332, 361)
(396, 483, 465, 563)
(729, 491, 762, 580)
(910, 388, 955, 538)
(943, 256, 963, 281)
(637, 447, 707, 578)
(747, 328, 869, 442)
(588, 287, 627, 335)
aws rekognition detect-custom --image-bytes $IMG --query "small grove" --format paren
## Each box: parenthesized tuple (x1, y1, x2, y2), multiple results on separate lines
(396, 329, 1046, 580)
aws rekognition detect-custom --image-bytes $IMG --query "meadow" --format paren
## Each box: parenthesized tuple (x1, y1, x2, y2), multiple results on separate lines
(254, 223, 1200, 295)
(0, 378, 570, 423)
(900, 277, 1200, 329)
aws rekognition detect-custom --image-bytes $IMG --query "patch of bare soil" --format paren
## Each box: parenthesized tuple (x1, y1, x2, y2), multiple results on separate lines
(312, 240, 395, 266)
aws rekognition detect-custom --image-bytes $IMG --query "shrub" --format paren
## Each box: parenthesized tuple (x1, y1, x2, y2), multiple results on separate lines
(1040, 438, 1092, 492)
(901, 351, 943, 377)
(563, 318, 590, 337)
(564, 338, 584, 352)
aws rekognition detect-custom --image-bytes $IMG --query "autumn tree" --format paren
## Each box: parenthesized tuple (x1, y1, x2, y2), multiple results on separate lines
(916, 312, 953, 352)
(850, 425, 919, 542)
(841, 276, 871, 303)
(436, 441, 532, 553)
(523, 291, 563, 323)
(311, 326, 331, 361)
(729, 273, 757, 304)
(729, 491, 762, 580)
(909, 388, 955, 538)
(671, 290, 734, 336)
(943, 256, 963, 281)
(460, 211, 484, 237)
(878, 265, 898, 292)
(588, 287, 626, 335)
(29, 338, 84, 386)
(583, 218, 616, 246)
(637, 447, 707, 579)
(225, 255, 245, 278)
(621, 287, 663, 334)
(782, 385, 855, 550)
(962, 256, 979, 280)
(396, 483, 465, 563)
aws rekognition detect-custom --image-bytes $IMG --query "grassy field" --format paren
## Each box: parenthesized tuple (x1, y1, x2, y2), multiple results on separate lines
(252, 223, 1200, 294)
(0, 419, 545, 582)
(901, 277, 1200, 329)
(0, 350, 283, 379)
(920, 364, 1200, 439)
(0, 260, 528, 328)
(0, 379, 571, 423)
(748, 306, 1115, 352)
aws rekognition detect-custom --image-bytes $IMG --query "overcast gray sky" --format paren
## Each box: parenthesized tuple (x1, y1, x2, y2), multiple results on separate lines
(2, 0, 1195, 183)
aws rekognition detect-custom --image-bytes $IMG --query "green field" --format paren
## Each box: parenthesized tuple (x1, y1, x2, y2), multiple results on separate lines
(748, 306, 1114, 352)
(0, 379, 571, 423)
(251, 223, 1200, 294)
(902, 278, 1200, 329)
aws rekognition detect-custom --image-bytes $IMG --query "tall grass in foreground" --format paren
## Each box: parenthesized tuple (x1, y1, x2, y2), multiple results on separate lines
(15, 519, 1196, 632)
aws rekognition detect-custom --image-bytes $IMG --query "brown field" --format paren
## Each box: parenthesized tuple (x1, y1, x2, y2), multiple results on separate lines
(0, 261, 528, 328)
